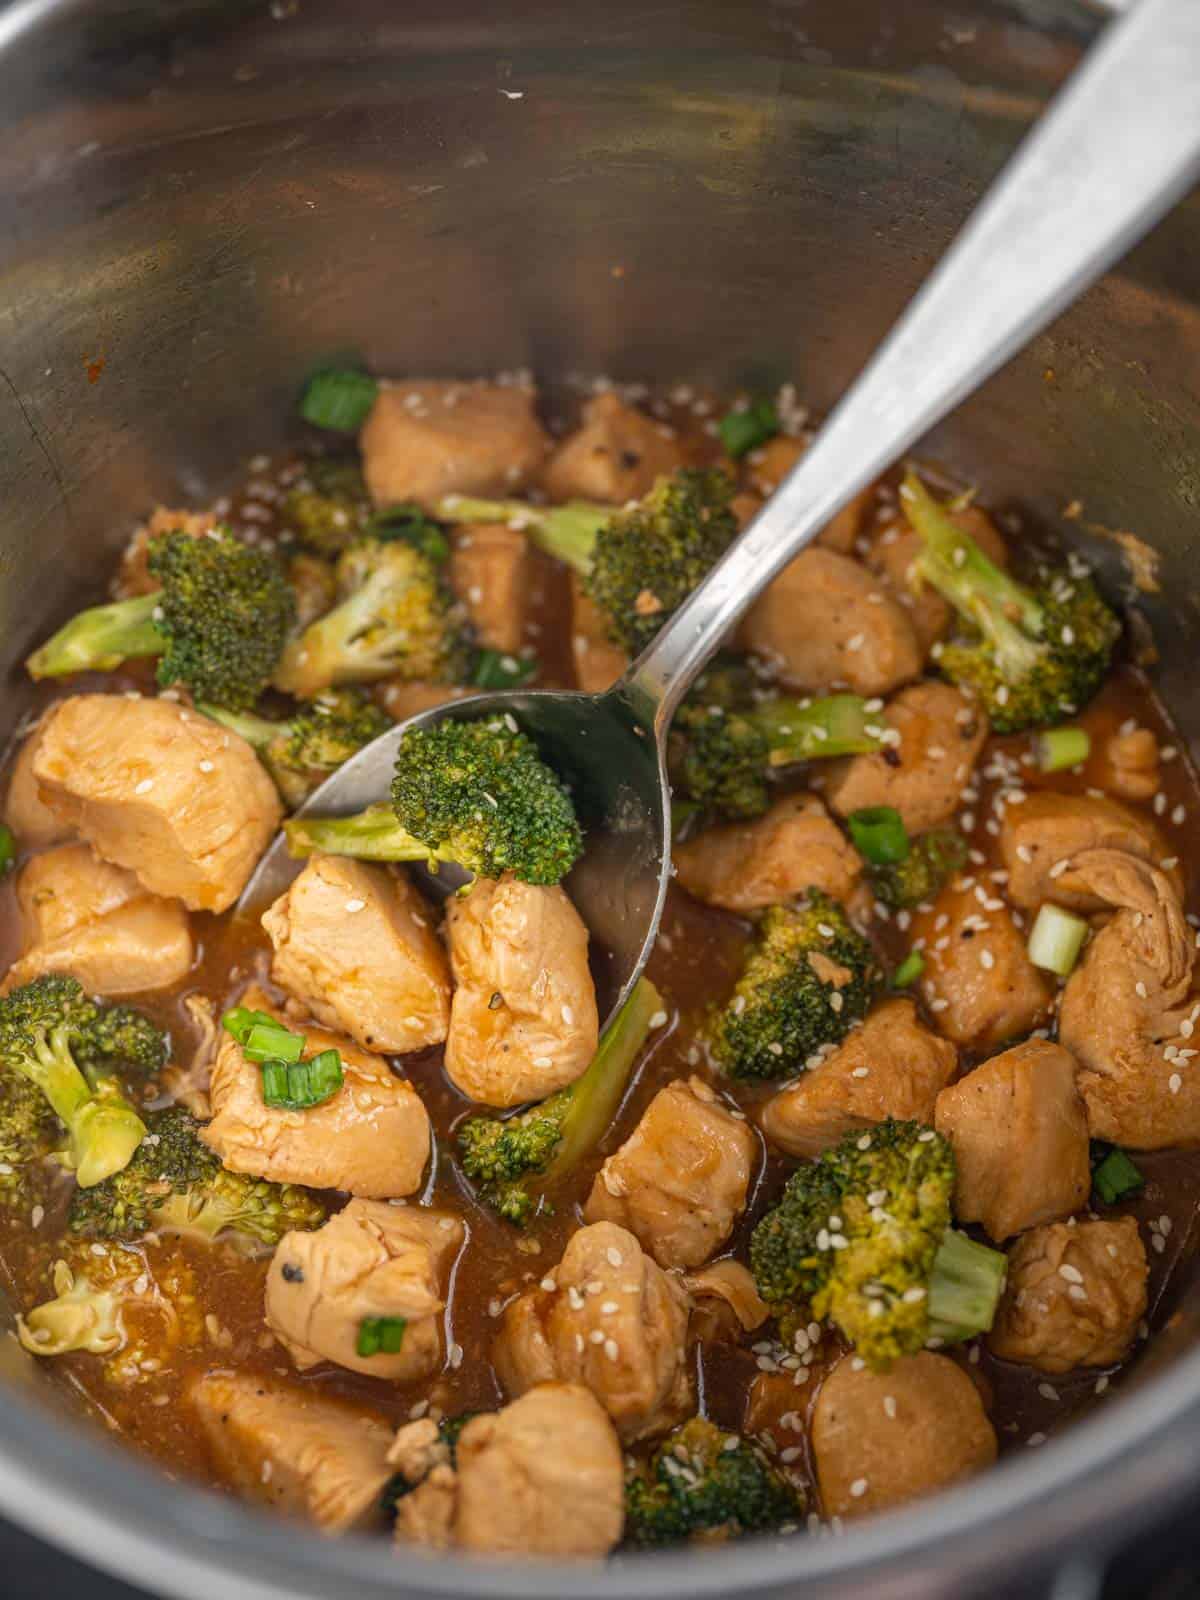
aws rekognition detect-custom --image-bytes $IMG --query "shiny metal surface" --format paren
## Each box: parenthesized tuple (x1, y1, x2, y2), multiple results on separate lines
(3, 1, 1200, 1597)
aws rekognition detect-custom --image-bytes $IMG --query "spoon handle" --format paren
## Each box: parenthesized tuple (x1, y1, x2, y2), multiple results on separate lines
(623, 0, 1200, 728)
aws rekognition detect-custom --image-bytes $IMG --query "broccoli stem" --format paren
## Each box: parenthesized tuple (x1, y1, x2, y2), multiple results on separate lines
(26, 592, 164, 679)
(197, 705, 281, 753)
(284, 803, 436, 865)
(28, 1030, 144, 1189)
(436, 495, 609, 575)
(926, 1225, 1008, 1345)
(751, 694, 884, 763)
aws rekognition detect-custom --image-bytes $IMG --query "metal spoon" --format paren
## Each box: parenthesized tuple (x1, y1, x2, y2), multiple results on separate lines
(240, 0, 1200, 1028)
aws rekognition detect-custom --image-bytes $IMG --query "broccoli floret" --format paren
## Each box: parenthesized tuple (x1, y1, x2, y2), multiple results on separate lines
(67, 1001, 169, 1084)
(439, 467, 738, 656)
(624, 1418, 802, 1547)
(26, 529, 296, 711)
(458, 978, 661, 1224)
(283, 458, 371, 557)
(68, 1105, 326, 1246)
(0, 1071, 61, 1207)
(0, 977, 148, 1190)
(711, 898, 881, 1081)
(274, 537, 467, 697)
(867, 827, 969, 911)
(200, 688, 392, 808)
(903, 472, 1120, 733)
(286, 714, 583, 886)
(750, 1119, 1007, 1371)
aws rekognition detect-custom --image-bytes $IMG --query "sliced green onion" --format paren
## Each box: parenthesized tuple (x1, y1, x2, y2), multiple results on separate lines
(356, 1315, 408, 1357)
(367, 503, 450, 563)
(893, 950, 926, 989)
(260, 1049, 345, 1111)
(1034, 726, 1090, 773)
(1027, 903, 1089, 977)
(243, 1023, 305, 1065)
(1092, 1145, 1144, 1206)
(848, 806, 910, 866)
(221, 1006, 279, 1047)
(299, 369, 379, 433)
(719, 398, 779, 459)
(472, 649, 538, 690)
(0, 824, 17, 875)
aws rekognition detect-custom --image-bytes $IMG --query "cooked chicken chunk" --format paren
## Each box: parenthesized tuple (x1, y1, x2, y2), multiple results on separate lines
(825, 681, 988, 834)
(115, 505, 219, 598)
(584, 1077, 756, 1269)
(542, 393, 684, 504)
(203, 987, 430, 1197)
(493, 1221, 693, 1442)
(374, 680, 471, 723)
(1057, 849, 1200, 1147)
(189, 1371, 392, 1534)
(32, 694, 282, 913)
(863, 503, 1008, 654)
(1102, 726, 1161, 803)
(4, 842, 193, 997)
(934, 1040, 1090, 1242)
(262, 856, 450, 1056)
(909, 875, 1052, 1051)
(266, 1200, 464, 1381)
(674, 793, 862, 915)
(739, 548, 921, 697)
(5, 722, 72, 847)
(812, 1352, 996, 1519)
(393, 1385, 624, 1558)
(1000, 791, 1176, 912)
(760, 999, 957, 1158)
(448, 524, 532, 655)
(360, 380, 549, 510)
(570, 572, 628, 693)
(988, 1217, 1148, 1373)
(744, 435, 869, 554)
(444, 874, 599, 1107)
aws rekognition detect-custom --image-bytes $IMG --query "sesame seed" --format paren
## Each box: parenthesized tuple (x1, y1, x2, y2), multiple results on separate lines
(344, 898, 366, 913)
(604, 1338, 620, 1361)
(606, 1247, 624, 1267)
(134, 778, 154, 795)
(1058, 1264, 1084, 1284)
(849, 1478, 869, 1499)
(198, 759, 214, 773)
(980, 949, 995, 970)
(1170, 1073, 1183, 1094)
(648, 1010, 668, 1029)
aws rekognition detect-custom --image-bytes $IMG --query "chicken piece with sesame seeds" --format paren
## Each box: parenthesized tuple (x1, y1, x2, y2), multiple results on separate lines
(584, 1077, 757, 1269)
(863, 502, 1009, 656)
(443, 874, 599, 1108)
(448, 523, 533, 655)
(31, 693, 282, 913)
(359, 380, 550, 511)
(908, 874, 1053, 1052)
(674, 792, 864, 916)
(812, 1351, 997, 1520)
(1057, 849, 1200, 1148)
(934, 1039, 1090, 1242)
(999, 790, 1178, 912)
(760, 998, 957, 1159)
(824, 680, 988, 835)
(265, 1200, 464, 1381)
(5, 720, 73, 848)
(262, 855, 450, 1056)
(569, 572, 629, 693)
(988, 1217, 1148, 1373)
(493, 1220, 694, 1443)
(1101, 726, 1162, 803)
(741, 435, 871, 555)
(541, 393, 686, 505)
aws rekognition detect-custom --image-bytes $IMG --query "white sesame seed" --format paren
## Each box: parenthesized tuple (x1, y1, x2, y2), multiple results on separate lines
(648, 1010, 668, 1029)
(344, 898, 366, 913)
(134, 778, 154, 795)
(849, 1478, 869, 1499)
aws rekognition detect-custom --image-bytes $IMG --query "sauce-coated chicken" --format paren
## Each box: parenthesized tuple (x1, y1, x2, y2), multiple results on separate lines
(542, 392, 685, 504)
(448, 524, 533, 655)
(999, 790, 1176, 912)
(674, 792, 863, 915)
(5, 721, 72, 847)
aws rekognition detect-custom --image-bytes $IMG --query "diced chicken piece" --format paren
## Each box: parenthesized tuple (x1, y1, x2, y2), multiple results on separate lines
(448, 524, 531, 655)
(760, 999, 957, 1158)
(909, 876, 1052, 1051)
(360, 380, 549, 511)
(684, 1260, 769, 1342)
(812, 1352, 996, 1519)
(115, 505, 219, 598)
(189, 1371, 393, 1533)
(493, 1221, 693, 1443)
(32, 694, 282, 913)
(542, 393, 684, 504)
(739, 548, 921, 697)
(825, 681, 988, 835)
(863, 504, 1008, 654)
(4, 842, 193, 997)
(584, 1077, 756, 1269)
(394, 1385, 624, 1559)
(988, 1217, 1148, 1374)
(934, 1039, 1090, 1242)
(1000, 791, 1176, 912)
(262, 856, 449, 1056)
(1057, 850, 1200, 1147)
(570, 573, 628, 694)
(374, 680, 471, 723)
(744, 436, 870, 554)
(444, 874, 599, 1108)
(1101, 726, 1161, 803)
(675, 793, 862, 915)
(266, 1200, 464, 1380)
(203, 986, 430, 1197)
(5, 722, 72, 847)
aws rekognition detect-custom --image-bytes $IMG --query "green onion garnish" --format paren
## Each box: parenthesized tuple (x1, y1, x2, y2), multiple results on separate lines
(1034, 726, 1090, 773)
(221, 1007, 279, 1046)
(243, 1023, 305, 1065)
(260, 1048, 344, 1112)
(472, 649, 538, 690)
(299, 369, 379, 433)
(719, 398, 780, 459)
(1092, 1146, 1145, 1206)
(0, 824, 17, 875)
(1027, 903, 1089, 977)
(848, 806, 910, 866)
(367, 503, 450, 563)
(356, 1316, 408, 1357)
(893, 950, 925, 988)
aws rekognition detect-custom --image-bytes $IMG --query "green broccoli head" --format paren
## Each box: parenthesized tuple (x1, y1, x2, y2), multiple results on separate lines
(624, 1418, 803, 1547)
(457, 1103, 565, 1225)
(201, 688, 392, 809)
(868, 827, 969, 911)
(67, 1000, 169, 1083)
(283, 458, 370, 557)
(711, 897, 881, 1080)
(0, 1071, 61, 1207)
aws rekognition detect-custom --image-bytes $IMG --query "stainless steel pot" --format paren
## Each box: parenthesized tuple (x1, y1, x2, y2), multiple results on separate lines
(1, 1, 1199, 1595)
